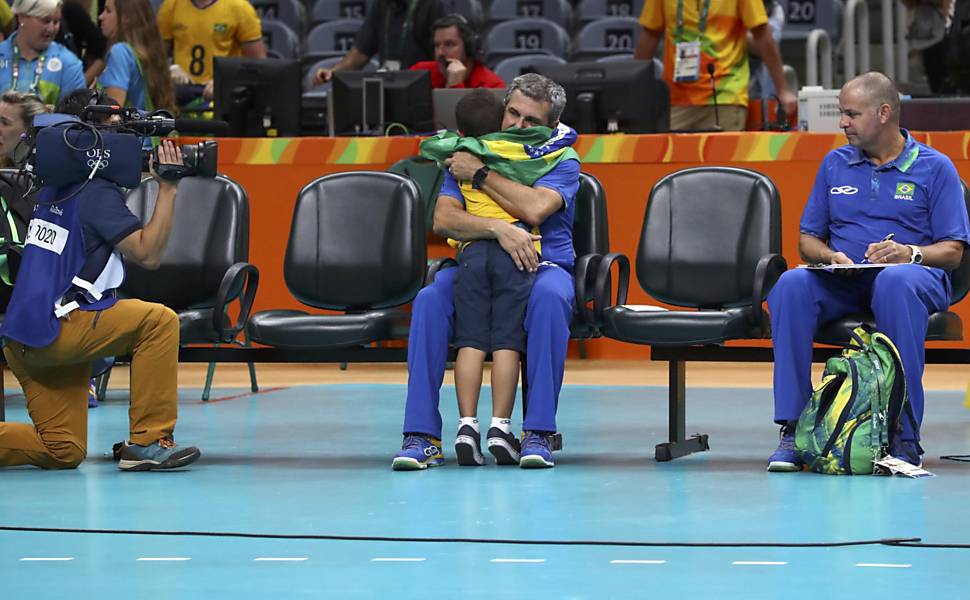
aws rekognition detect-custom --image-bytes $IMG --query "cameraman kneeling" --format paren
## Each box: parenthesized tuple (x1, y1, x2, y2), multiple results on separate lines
(0, 140, 201, 471)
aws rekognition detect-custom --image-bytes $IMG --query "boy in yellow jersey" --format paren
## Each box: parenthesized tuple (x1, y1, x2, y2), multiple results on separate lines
(157, 0, 265, 103)
(633, 0, 796, 131)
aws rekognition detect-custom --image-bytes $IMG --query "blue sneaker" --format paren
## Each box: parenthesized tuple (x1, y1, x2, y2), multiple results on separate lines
(889, 439, 924, 468)
(767, 424, 803, 472)
(392, 434, 444, 470)
(118, 438, 201, 471)
(520, 431, 555, 468)
(87, 378, 98, 408)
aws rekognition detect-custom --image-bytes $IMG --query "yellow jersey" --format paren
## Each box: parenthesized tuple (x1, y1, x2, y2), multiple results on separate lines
(157, 0, 262, 84)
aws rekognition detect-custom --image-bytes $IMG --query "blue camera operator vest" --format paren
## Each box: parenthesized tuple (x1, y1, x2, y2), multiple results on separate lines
(0, 183, 122, 348)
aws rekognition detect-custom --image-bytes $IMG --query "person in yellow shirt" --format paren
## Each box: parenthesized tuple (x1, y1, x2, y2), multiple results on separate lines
(0, 0, 15, 39)
(156, 0, 266, 104)
(634, 0, 796, 131)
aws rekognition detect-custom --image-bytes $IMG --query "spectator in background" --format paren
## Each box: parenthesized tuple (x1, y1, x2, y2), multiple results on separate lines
(409, 14, 504, 89)
(313, 0, 447, 85)
(98, 0, 175, 113)
(634, 0, 796, 131)
(0, 0, 86, 105)
(57, 0, 108, 85)
(157, 0, 265, 104)
(0, 0, 15, 39)
(748, 0, 784, 102)
(905, 0, 954, 94)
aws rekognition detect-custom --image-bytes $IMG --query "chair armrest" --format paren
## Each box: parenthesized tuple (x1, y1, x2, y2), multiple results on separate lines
(574, 253, 603, 331)
(212, 262, 260, 343)
(749, 253, 788, 330)
(425, 257, 458, 286)
(592, 252, 630, 323)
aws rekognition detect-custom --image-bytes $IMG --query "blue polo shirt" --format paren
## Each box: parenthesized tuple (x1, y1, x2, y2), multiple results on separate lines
(440, 158, 580, 271)
(800, 130, 970, 266)
(99, 43, 150, 110)
(0, 35, 85, 105)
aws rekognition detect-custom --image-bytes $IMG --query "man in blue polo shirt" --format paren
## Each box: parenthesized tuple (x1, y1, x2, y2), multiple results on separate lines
(766, 71, 970, 472)
(393, 73, 580, 470)
(0, 0, 85, 105)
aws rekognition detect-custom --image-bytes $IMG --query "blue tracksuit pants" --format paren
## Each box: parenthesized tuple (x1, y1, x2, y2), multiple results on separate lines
(768, 265, 950, 442)
(402, 263, 574, 438)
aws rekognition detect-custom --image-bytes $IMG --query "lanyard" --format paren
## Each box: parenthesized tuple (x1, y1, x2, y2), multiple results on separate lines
(676, 0, 713, 39)
(383, 0, 419, 64)
(10, 42, 46, 95)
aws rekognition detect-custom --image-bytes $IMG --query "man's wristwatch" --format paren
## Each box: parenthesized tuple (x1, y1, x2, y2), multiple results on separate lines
(471, 165, 490, 190)
(908, 244, 923, 264)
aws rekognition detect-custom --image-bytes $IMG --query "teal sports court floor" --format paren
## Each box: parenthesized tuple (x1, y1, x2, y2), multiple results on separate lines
(2, 381, 969, 597)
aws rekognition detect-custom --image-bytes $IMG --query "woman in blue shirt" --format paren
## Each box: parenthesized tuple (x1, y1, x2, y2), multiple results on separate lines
(97, 0, 174, 113)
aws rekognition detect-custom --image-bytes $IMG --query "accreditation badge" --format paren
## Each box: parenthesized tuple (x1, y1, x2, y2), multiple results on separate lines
(673, 40, 701, 83)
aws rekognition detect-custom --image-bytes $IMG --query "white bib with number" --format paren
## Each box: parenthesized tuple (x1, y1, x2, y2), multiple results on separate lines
(25, 218, 69, 255)
(673, 40, 702, 83)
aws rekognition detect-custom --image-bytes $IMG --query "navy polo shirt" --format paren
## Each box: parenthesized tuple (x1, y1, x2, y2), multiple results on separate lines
(800, 130, 970, 265)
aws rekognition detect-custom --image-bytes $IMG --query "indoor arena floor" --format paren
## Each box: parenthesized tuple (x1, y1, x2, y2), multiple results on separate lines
(2, 365, 969, 598)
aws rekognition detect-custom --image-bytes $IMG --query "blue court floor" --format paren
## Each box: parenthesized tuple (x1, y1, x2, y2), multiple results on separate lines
(2, 382, 969, 598)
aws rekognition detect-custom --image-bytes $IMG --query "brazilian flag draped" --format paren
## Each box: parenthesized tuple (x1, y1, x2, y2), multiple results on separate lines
(419, 124, 579, 251)
(419, 123, 579, 186)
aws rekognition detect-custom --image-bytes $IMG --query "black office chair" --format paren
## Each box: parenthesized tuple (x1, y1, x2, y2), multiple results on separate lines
(117, 175, 259, 401)
(571, 171, 610, 340)
(593, 166, 786, 460)
(246, 171, 425, 350)
(814, 180, 970, 345)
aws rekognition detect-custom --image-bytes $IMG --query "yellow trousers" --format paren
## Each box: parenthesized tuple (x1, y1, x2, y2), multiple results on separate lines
(0, 299, 179, 469)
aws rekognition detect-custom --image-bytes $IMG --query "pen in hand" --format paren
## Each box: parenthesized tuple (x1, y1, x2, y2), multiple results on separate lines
(861, 233, 894, 264)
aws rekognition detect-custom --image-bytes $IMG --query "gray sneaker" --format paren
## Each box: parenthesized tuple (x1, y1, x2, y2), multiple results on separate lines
(118, 438, 201, 471)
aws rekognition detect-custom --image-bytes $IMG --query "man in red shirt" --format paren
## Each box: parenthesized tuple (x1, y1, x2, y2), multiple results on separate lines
(410, 15, 504, 89)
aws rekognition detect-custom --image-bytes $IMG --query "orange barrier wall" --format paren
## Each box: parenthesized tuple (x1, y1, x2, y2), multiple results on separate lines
(211, 132, 970, 359)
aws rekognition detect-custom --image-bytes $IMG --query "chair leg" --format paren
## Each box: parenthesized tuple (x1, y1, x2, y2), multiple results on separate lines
(339, 362, 348, 371)
(654, 359, 710, 461)
(577, 339, 587, 359)
(96, 368, 112, 403)
(242, 335, 258, 393)
(201, 361, 218, 402)
(202, 343, 220, 402)
(247, 361, 258, 392)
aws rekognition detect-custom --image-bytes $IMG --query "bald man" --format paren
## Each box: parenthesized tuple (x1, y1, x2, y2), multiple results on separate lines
(766, 72, 970, 472)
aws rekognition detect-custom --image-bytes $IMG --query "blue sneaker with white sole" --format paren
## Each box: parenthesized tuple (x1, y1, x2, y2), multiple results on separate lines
(118, 438, 201, 471)
(392, 434, 444, 470)
(520, 431, 555, 468)
(767, 424, 803, 472)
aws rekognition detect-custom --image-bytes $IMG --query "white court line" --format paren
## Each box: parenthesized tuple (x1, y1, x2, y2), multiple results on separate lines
(732, 561, 788, 566)
(491, 558, 545, 564)
(20, 557, 74, 561)
(136, 557, 192, 562)
(856, 563, 912, 569)
(371, 558, 426, 562)
(255, 557, 309, 562)
(611, 560, 666, 565)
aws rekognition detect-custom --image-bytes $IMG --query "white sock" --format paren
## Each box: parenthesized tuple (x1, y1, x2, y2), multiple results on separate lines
(458, 417, 479, 432)
(491, 417, 511, 434)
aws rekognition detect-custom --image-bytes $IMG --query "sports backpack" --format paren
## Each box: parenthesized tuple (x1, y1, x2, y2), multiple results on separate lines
(794, 326, 913, 475)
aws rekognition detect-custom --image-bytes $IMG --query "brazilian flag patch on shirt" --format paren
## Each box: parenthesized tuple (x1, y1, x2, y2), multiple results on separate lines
(894, 182, 915, 201)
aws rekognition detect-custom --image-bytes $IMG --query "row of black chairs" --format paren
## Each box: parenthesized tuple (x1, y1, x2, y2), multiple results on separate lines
(8, 166, 966, 462)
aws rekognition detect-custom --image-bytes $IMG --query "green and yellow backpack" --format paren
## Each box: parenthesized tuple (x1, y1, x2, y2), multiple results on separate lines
(795, 326, 913, 475)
